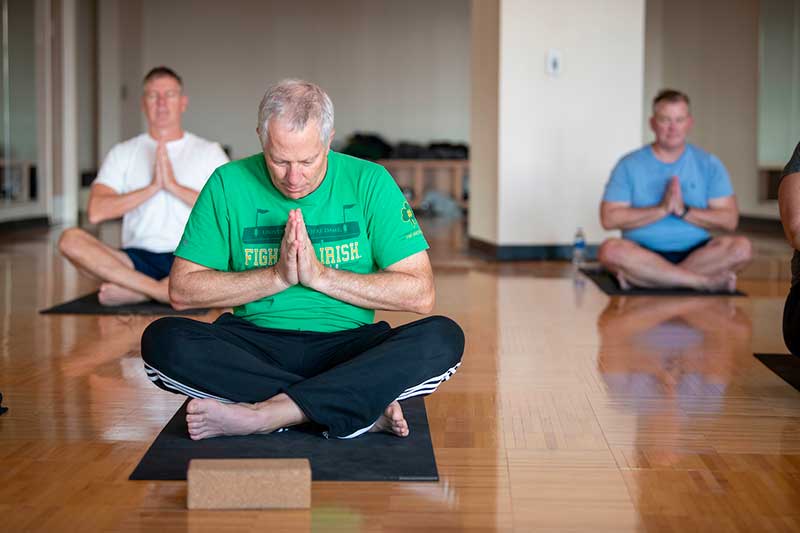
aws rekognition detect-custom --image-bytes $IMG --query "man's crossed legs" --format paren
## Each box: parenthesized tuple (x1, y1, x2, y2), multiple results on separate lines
(58, 228, 171, 305)
(140, 314, 464, 439)
(598, 235, 752, 292)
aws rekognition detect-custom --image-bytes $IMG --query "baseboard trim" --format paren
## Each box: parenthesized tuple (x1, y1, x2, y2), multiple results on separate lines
(739, 215, 783, 234)
(0, 216, 50, 232)
(469, 237, 598, 261)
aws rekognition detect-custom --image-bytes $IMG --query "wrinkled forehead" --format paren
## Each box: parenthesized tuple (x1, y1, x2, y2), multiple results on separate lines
(268, 114, 322, 136)
(265, 118, 324, 159)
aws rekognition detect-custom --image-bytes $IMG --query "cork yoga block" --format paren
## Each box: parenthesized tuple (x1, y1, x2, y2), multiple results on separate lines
(187, 458, 311, 509)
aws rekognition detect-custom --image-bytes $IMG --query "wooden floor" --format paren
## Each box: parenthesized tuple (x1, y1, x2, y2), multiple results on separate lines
(0, 219, 798, 532)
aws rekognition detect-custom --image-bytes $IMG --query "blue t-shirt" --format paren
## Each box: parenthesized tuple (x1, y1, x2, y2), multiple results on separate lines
(602, 144, 734, 252)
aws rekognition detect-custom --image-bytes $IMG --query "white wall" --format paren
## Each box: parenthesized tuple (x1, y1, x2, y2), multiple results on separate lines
(494, 0, 644, 246)
(134, 0, 469, 159)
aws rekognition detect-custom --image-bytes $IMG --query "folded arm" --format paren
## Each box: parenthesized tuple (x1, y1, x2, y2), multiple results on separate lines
(168, 257, 290, 310)
(309, 251, 435, 314)
(290, 208, 434, 314)
(164, 181, 200, 207)
(682, 195, 739, 232)
(87, 183, 159, 224)
(171, 208, 435, 314)
(158, 142, 200, 207)
(600, 201, 668, 230)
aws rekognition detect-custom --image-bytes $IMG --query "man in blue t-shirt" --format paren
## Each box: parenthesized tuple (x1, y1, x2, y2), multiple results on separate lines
(598, 89, 752, 291)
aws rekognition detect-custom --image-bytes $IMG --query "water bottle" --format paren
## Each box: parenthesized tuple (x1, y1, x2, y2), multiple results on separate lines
(572, 227, 586, 267)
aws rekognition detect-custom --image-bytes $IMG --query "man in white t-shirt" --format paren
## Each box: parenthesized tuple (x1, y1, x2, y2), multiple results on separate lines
(58, 66, 229, 306)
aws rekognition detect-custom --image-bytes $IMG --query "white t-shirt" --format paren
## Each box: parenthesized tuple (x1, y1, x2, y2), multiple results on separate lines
(94, 132, 229, 252)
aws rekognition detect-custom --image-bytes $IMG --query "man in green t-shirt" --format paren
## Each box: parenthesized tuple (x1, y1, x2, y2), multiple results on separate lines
(141, 79, 464, 440)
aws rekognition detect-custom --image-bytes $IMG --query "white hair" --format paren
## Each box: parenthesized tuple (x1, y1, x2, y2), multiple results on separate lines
(256, 79, 334, 147)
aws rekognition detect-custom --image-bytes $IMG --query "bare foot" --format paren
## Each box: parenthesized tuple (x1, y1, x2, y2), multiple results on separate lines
(97, 282, 149, 306)
(703, 271, 737, 293)
(369, 401, 409, 437)
(186, 398, 272, 440)
(186, 394, 308, 440)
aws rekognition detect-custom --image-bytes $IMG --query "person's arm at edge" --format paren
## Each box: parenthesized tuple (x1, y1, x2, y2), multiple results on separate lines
(168, 257, 291, 310)
(86, 182, 160, 224)
(779, 172, 800, 250)
(308, 250, 435, 314)
(681, 195, 739, 232)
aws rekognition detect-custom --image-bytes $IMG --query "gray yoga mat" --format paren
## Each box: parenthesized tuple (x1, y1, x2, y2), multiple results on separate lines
(40, 292, 209, 316)
(754, 353, 800, 392)
(580, 268, 746, 297)
(129, 396, 438, 482)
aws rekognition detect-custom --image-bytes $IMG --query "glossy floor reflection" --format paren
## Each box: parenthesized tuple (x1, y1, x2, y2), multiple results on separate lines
(0, 222, 797, 532)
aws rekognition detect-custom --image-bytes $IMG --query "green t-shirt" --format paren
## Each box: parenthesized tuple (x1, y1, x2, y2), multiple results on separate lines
(175, 150, 429, 332)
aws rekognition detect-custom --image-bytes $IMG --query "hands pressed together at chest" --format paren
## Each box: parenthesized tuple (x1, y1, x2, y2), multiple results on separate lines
(147, 142, 200, 207)
(273, 209, 327, 291)
(88, 141, 197, 224)
(170, 205, 434, 314)
(151, 142, 178, 194)
(601, 174, 737, 232)
(659, 176, 686, 218)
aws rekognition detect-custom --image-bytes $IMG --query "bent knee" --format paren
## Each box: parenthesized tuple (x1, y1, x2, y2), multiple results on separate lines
(417, 315, 465, 364)
(715, 235, 753, 266)
(784, 321, 800, 358)
(598, 238, 628, 268)
(784, 288, 800, 356)
(141, 317, 190, 369)
(732, 236, 753, 264)
(785, 331, 800, 358)
(58, 227, 88, 256)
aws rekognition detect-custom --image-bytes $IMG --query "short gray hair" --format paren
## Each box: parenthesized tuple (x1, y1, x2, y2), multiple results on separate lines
(256, 79, 335, 147)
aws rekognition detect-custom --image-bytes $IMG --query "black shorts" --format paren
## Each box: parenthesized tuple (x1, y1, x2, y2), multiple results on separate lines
(123, 248, 175, 280)
(652, 239, 711, 264)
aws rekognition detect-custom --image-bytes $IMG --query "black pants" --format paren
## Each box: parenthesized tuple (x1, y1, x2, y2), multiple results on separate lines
(784, 283, 800, 356)
(141, 313, 464, 438)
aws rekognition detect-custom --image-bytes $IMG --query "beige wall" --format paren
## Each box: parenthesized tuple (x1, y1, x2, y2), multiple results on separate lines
(468, 0, 499, 243)
(759, 0, 800, 167)
(132, 0, 469, 159)
(483, 0, 645, 246)
(646, 0, 775, 219)
(4, 0, 37, 163)
(97, 0, 142, 165)
(642, 0, 662, 143)
(77, 0, 95, 172)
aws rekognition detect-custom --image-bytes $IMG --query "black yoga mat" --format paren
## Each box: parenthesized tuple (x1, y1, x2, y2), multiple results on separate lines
(129, 396, 438, 482)
(755, 353, 800, 392)
(580, 268, 746, 297)
(40, 292, 209, 316)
